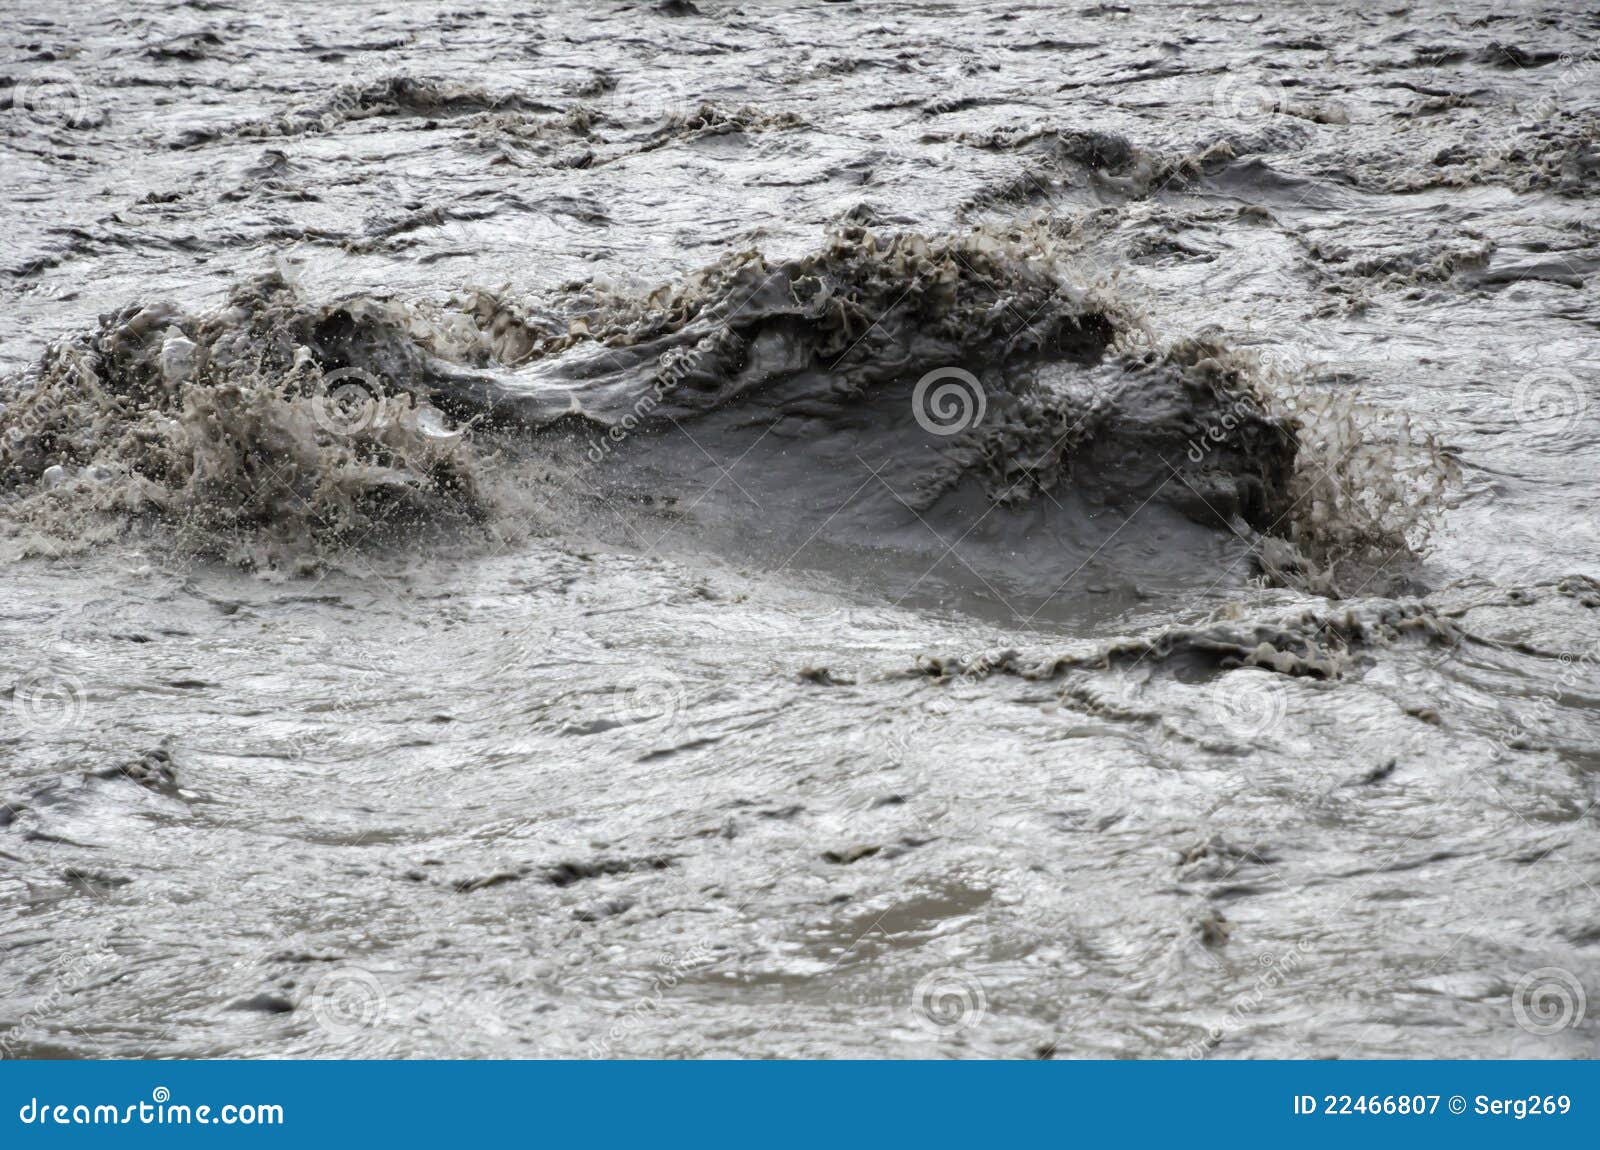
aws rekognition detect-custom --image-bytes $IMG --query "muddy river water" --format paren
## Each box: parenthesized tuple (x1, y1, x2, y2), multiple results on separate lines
(1, 0, 1597, 1058)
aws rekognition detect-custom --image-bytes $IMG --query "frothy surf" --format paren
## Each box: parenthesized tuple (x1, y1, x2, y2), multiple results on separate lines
(0, 225, 1449, 596)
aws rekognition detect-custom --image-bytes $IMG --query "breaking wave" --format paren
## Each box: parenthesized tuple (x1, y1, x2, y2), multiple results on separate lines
(0, 226, 1448, 590)
(0, 276, 494, 568)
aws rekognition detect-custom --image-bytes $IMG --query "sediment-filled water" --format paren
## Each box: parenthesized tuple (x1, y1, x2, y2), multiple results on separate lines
(2, 0, 1597, 1058)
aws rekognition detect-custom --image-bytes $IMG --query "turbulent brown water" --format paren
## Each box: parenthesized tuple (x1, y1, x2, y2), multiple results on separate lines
(2, 0, 1598, 1059)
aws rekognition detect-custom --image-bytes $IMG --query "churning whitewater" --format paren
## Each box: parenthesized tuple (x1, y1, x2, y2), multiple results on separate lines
(1, 0, 1597, 1059)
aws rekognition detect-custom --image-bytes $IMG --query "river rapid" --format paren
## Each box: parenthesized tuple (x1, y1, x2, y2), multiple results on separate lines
(1, 0, 1598, 1058)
